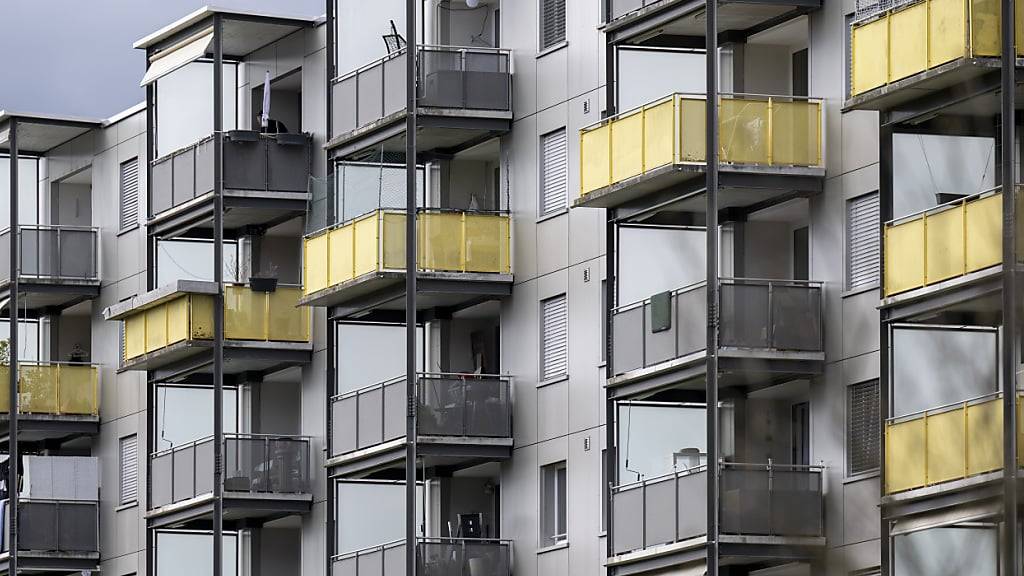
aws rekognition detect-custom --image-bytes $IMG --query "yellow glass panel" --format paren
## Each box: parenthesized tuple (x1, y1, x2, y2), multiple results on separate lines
(889, 4, 929, 82)
(924, 204, 965, 283)
(851, 17, 890, 95)
(125, 314, 146, 360)
(381, 212, 406, 271)
(580, 124, 611, 195)
(420, 212, 464, 272)
(1019, 395, 1024, 467)
(329, 225, 355, 285)
(643, 99, 676, 173)
(925, 407, 966, 485)
(190, 295, 215, 340)
(464, 214, 510, 274)
(144, 306, 168, 353)
(886, 418, 927, 493)
(719, 98, 769, 164)
(885, 219, 926, 295)
(770, 100, 819, 166)
(166, 296, 189, 346)
(224, 285, 266, 340)
(971, 0, 1001, 56)
(355, 212, 382, 276)
(679, 97, 707, 162)
(929, 0, 968, 66)
(0, 366, 8, 412)
(58, 365, 98, 415)
(268, 288, 310, 342)
(610, 111, 644, 184)
(1018, 0, 1024, 56)
(304, 233, 330, 295)
(20, 364, 56, 414)
(965, 193, 1001, 272)
(967, 398, 1003, 475)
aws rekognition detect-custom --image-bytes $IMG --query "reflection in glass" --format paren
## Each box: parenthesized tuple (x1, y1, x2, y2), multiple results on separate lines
(155, 385, 238, 451)
(618, 402, 706, 483)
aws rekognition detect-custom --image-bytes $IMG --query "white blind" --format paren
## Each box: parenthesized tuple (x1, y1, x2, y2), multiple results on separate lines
(847, 192, 880, 290)
(120, 158, 140, 230)
(847, 380, 879, 475)
(541, 0, 566, 49)
(540, 129, 568, 217)
(120, 434, 139, 504)
(541, 294, 568, 380)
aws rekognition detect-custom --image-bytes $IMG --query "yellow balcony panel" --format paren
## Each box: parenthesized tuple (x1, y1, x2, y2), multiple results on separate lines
(885, 395, 1004, 495)
(0, 363, 99, 428)
(300, 210, 513, 310)
(848, 0, 1024, 108)
(105, 280, 312, 374)
(576, 93, 823, 209)
(884, 189, 1007, 298)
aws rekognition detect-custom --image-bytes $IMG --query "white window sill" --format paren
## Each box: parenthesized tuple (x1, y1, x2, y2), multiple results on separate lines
(842, 283, 880, 299)
(537, 41, 568, 59)
(537, 374, 569, 389)
(537, 540, 569, 555)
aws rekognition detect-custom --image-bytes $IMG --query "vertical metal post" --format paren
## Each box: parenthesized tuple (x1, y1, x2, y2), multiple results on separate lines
(8, 117, 19, 576)
(1000, 0, 1018, 569)
(212, 14, 225, 576)
(326, 0, 337, 571)
(405, 0, 419, 574)
(603, 0, 618, 551)
(878, 120, 893, 576)
(705, 2, 720, 574)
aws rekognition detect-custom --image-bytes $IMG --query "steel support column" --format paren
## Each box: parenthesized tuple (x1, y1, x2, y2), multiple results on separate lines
(7, 118, 18, 576)
(705, 0, 720, 573)
(212, 14, 225, 576)
(326, 1, 337, 574)
(604, 1, 618, 563)
(878, 120, 893, 576)
(405, 0, 419, 573)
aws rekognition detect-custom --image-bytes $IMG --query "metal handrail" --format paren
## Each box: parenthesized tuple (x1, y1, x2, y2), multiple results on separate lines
(332, 372, 511, 401)
(331, 537, 513, 563)
(885, 185, 1002, 226)
(0, 225, 100, 281)
(150, 432, 311, 458)
(611, 464, 708, 493)
(332, 45, 512, 85)
(307, 207, 511, 240)
(887, 390, 1002, 424)
(0, 224, 99, 234)
(612, 279, 706, 314)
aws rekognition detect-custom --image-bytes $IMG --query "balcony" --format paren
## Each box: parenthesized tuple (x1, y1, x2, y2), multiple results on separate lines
(148, 433, 312, 527)
(301, 210, 512, 314)
(329, 373, 513, 475)
(610, 279, 823, 396)
(328, 46, 512, 157)
(610, 463, 824, 564)
(0, 362, 99, 440)
(106, 281, 311, 378)
(577, 94, 824, 210)
(0, 225, 99, 311)
(148, 131, 312, 236)
(0, 500, 100, 573)
(848, 0, 1024, 111)
(882, 188, 1019, 309)
(332, 538, 512, 576)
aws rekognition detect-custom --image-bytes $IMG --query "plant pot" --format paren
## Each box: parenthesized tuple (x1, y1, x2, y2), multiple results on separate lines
(250, 276, 278, 292)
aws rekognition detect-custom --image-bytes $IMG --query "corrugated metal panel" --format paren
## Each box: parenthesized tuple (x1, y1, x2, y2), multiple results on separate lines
(540, 129, 567, 217)
(120, 435, 139, 504)
(541, 294, 568, 380)
(847, 192, 880, 290)
(541, 0, 566, 49)
(848, 380, 880, 475)
(119, 157, 140, 231)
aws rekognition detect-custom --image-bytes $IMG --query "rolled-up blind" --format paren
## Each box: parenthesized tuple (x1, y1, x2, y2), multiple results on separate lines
(540, 129, 567, 217)
(541, 294, 568, 380)
(847, 192, 880, 290)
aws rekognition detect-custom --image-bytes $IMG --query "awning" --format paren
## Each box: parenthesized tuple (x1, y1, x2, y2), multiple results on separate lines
(140, 27, 214, 87)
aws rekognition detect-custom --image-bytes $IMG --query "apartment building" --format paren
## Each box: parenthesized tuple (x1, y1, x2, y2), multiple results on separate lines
(1, 0, 1020, 575)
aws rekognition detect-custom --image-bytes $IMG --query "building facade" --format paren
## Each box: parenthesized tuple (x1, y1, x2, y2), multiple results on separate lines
(1, 0, 1019, 575)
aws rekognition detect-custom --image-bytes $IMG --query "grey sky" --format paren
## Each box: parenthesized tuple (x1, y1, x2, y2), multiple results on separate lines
(0, 0, 323, 120)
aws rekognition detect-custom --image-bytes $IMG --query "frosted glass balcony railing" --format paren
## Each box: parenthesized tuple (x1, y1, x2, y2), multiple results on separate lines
(579, 93, 823, 198)
(7, 500, 99, 554)
(303, 210, 511, 298)
(0, 225, 99, 283)
(121, 285, 310, 363)
(0, 362, 99, 416)
(850, 0, 1024, 97)
(331, 538, 512, 576)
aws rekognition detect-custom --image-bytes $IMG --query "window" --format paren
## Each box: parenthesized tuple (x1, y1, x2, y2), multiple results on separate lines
(846, 192, 880, 291)
(119, 157, 139, 231)
(119, 434, 139, 504)
(847, 380, 880, 476)
(541, 461, 567, 545)
(539, 129, 567, 217)
(540, 294, 568, 380)
(540, 0, 566, 50)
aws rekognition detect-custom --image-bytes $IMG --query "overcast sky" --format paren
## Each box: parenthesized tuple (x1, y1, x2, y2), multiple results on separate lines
(0, 0, 323, 119)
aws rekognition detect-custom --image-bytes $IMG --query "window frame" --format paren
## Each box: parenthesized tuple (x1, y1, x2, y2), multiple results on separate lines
(540, 293, 568, 382)
(119, 434, 139, 505)
(119, 156, 140, 232)
(538, 128, 568, 219)
(845, 191, 881, 292)
(539, 0, 567, 52)
(540, 460, 568, 546)
(846, 379, 881, 478)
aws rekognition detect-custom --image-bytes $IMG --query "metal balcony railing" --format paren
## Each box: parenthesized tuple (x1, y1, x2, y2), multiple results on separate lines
(883, 188, 1009, 297)
(612, 278, 823, 376)
(331, 45, 512, 137)
(330, 373, 513, 457)
(610, 462, 824, 556)
(331, 538, 513, 576)
(305, 163, 427, 237)
(6, 499, 99, 554)
(0, 225, 99, 283)
(149, 131, 312, 218)
(121, 284, 310, 363)
(303, 209, 512, 298)
(0, 361, 99, 416)
(579, 93, 823, 198)
(149, 433, 311, 509)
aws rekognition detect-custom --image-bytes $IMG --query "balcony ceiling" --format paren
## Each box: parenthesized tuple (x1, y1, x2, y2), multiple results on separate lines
(0, 112, 102, 154)
(134, 6, 315, 58)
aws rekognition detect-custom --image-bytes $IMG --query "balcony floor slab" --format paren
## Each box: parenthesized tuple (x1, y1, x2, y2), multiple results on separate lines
(327, 109, 512, 159)
(147, 491, 314, 530)
(0, 413, 99, 444)
(0, 550, 100, 575)
(304, 270, 513, 316)
(326, 436, 514, 478)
